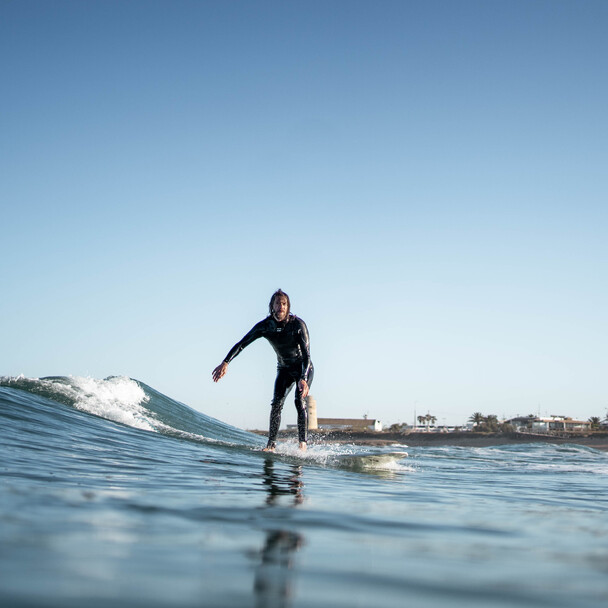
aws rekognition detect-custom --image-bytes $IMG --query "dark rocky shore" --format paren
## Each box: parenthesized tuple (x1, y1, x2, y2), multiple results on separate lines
(250, 429, 608, 451)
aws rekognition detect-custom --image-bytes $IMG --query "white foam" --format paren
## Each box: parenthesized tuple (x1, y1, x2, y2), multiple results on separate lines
(46, 376, 156, 432)
(269, 438, 351, 464)
(270, 439, 413, 472)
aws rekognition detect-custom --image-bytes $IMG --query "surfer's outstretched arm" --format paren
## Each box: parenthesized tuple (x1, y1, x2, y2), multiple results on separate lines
(212, 362, 228, 382)
(212, 320, 266, 383)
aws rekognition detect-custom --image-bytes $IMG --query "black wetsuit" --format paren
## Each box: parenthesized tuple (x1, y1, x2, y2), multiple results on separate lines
(223, 314, 313, 448)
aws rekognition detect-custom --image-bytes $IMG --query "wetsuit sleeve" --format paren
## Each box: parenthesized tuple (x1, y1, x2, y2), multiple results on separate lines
(223, 320, 267, 364)
(297, 319, 312, 383)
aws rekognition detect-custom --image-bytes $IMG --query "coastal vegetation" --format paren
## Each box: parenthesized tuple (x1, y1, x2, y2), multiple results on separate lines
(417, 413, 437, 431)
(383, 410, 608, 435)
(468, 412, 514, 433)
(589, 416, 602, 430)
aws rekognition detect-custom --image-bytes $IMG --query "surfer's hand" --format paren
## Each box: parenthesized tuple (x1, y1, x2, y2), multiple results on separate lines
(212, 362, 228, 382)
(298, 379, 309, 399)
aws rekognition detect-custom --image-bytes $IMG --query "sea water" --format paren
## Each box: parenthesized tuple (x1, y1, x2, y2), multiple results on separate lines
(1, 376, 607, 608)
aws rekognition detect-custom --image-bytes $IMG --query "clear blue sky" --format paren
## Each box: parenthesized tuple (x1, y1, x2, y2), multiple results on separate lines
(2, 0, 607, 430)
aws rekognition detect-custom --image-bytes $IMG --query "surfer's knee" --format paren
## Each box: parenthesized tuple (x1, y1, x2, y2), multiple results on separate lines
(271, 393, 287, 408)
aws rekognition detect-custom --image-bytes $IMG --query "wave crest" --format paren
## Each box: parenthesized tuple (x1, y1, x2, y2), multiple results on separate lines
(1, 375, 155, 431)
(0, 375, 263, 448)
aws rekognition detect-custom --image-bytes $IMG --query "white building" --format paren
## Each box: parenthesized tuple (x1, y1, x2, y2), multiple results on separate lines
(507, 415, 591, 433)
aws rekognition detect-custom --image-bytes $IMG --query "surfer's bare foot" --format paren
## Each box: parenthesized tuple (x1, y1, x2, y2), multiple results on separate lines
(262, 446, 275, 452)
(299, 442, 307, 452)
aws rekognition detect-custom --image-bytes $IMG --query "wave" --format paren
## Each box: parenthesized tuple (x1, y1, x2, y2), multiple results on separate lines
(0, 375, 415, 475)
(0, 375, 264, 448)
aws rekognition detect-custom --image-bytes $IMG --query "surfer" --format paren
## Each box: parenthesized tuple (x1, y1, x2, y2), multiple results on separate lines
(212, 289, 313, 452)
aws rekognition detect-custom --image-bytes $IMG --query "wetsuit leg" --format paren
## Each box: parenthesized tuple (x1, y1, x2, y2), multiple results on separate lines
(294, 365, 314, 444)
(267, 368, 295, 449)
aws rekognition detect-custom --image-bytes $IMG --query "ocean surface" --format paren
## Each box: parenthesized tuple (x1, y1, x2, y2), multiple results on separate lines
(1, 376, 607, 608)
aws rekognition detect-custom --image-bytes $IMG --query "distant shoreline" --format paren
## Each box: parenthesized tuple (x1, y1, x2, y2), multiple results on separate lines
(249, 429, 608, 451)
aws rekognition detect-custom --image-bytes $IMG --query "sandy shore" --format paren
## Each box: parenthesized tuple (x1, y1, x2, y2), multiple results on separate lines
(251, 429, 608, 451)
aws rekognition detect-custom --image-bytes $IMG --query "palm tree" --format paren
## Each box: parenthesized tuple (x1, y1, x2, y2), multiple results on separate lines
(425, 414, 437, 430)
(589, 416, 601, 430)
(469, 412, 484, 428)
(417, 415, 427, 431)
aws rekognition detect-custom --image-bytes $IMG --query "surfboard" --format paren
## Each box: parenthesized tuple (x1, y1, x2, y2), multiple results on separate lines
(255, 447, 408, 472)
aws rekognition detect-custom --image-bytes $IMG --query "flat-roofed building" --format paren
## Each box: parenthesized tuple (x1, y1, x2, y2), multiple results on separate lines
(507, 415, 591, 433)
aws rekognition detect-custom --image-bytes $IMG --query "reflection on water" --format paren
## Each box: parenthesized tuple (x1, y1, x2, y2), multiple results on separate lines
(262, 458, 304, 506)
(254, 529, 304, 608)
(254, 458, 305, 608)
